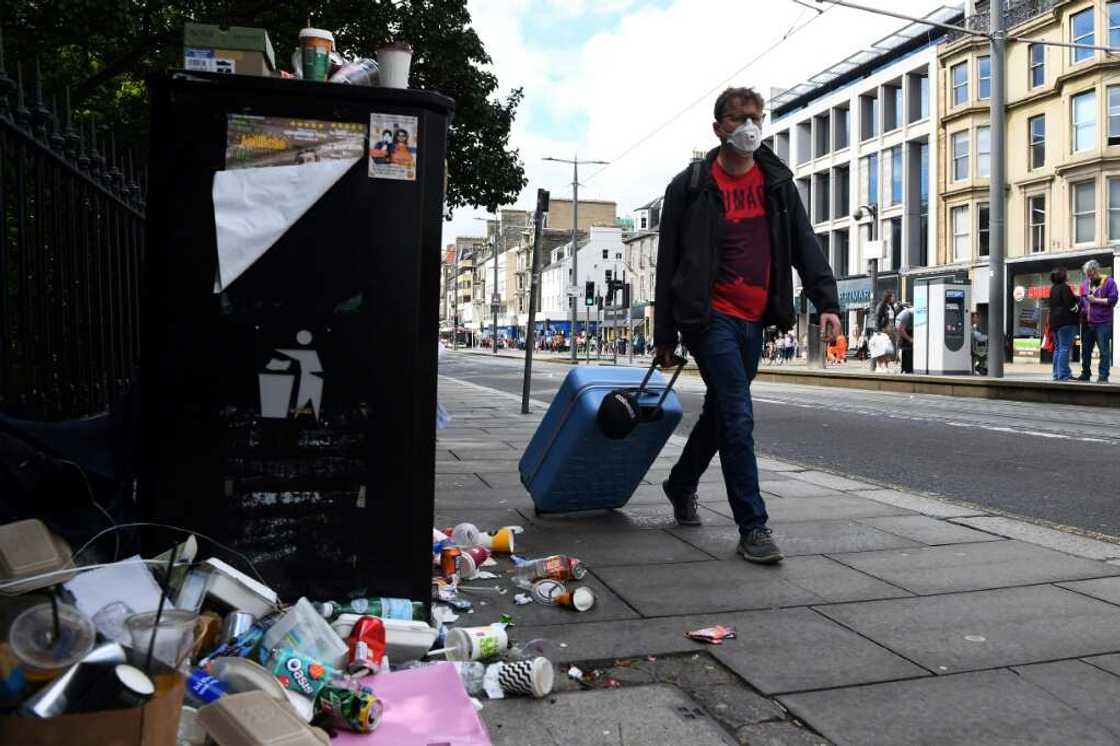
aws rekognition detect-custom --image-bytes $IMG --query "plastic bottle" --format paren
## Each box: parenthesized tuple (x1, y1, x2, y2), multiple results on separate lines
(183, 668, 228, 708)
(452, 661, 486, 696)
(315, 597, 425, 622)
(328, 58, 380, 86)
(511, 556, 587, 588)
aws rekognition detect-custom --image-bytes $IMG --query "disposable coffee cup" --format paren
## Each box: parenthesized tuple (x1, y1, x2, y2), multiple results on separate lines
(299, 28, 335, 82)
(457, 546, 491, 580)
(555, 586, 596, 612)
(493, 657, 554, 698)
(482, 527, 515, 554)
(69, 663, 155, 713)
(376, 42, 413, 89)
(445, 625, 508, 662)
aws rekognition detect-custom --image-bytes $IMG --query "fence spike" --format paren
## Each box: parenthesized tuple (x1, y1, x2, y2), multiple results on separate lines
(64, 88, 81, 158)
(49, 95, 65, 151)
(14, 62, 30, 130)
(108, 131, 124, 191)
(0, 28, 11, 121)
(32, 57, 53, 139)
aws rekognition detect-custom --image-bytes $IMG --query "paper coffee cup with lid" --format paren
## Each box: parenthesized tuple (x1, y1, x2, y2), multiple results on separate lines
(483, 657, 554, 699)
(376, 41, 413, 89)
(299, 27, 335, 81)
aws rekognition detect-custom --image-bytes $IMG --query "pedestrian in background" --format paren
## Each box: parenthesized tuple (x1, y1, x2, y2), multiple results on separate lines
(1048, 268, 1079, 381)
(1076, 260, 1115, 383)
(896, 303, 914, 374)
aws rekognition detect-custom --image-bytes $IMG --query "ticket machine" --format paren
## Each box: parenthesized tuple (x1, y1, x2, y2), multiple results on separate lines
(914, 279, 972, 375)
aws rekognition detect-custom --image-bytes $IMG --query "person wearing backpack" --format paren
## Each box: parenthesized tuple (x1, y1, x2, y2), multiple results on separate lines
(1048, 268, 1079, 381)
(653, 86, 840, 564)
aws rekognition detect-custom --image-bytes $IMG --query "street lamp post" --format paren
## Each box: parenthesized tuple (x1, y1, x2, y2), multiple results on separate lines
(474, 215, 503, 355)
(854, 202, 879, 327)
(544, 155, 609, 362)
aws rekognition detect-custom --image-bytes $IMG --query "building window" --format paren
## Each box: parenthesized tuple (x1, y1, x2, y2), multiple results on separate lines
(1110, 177, 1120, 241)
(861, 94, 879, 140)
(1029, 114, 1045, 168)
(835, 106, 850, 149)
(1112, 1, 1120, 48)
(951, 62, 968, 107)
(1071, 7, 1094, 64)
(1109, 86, 1120, 145)
(862, 152, 879, 205)
(602, 249, 608, 259)
(919, 141, 929, 266)
(639, 216, 647, 229)
(889, 145, 902, 205)
(1073, 180, 1096, 244)
(951, 131, 969, 181)
(977, 126, 991, 178)
(888, 216, 902, 270)
(919, 74, 930, 120)
(978, 56, 991, 100)
(951, 205, 969, 261)
(884, 86, 902, 131)
(978, 202, 990, 257)
(615, 252, 622, 260)
(834, 229, 850, 276)
(1029, 43, 1044, 88)
(1072, 89, 1097, 152)
(1028, 194, 1046, 253)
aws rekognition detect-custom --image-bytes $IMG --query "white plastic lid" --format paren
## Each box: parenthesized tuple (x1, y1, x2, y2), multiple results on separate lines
(298, 28, 335, 45)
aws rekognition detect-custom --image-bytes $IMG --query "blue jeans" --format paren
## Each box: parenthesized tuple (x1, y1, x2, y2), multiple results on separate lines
(667, 312, 767, 534)
(1080, 323, 1113, 381)
(1053, 324, 1075, 380)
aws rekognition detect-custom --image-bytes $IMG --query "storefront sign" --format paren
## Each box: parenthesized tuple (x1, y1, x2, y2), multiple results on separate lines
(1012, 285, 1025, 302)
(835, 277, 872, 311)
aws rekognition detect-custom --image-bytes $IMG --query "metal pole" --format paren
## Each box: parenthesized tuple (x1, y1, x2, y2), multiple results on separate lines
(627, 288, 633, 365)
(570, 159, 579, 362)
(522, 189, 548, 414)
(585, 304, 591, 364)
(452, 248, 459, 351)
(493, 213, 500, 355)
(988, 3, 1006, 378)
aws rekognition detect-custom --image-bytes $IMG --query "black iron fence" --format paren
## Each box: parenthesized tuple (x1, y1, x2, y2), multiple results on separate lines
(1, 54, 145, 420)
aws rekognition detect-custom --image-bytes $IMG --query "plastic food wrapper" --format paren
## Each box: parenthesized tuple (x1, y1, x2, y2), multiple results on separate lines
(685, 625, 737, 645)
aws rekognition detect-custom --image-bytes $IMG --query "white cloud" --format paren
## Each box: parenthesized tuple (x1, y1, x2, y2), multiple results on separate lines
(443, 0, 955, 248)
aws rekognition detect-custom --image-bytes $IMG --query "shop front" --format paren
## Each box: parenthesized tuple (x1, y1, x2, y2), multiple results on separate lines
(1008, 251, 1113, 362)
(831, 272, 900, 337)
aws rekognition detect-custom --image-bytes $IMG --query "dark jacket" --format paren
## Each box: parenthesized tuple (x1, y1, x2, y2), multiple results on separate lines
(653, 145, 839, 348)
(1049, 283, 1079, 329)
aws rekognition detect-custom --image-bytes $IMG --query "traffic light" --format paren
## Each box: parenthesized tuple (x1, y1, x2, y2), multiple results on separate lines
(597, 295, 604, 311)
(585, 281, 595, 306)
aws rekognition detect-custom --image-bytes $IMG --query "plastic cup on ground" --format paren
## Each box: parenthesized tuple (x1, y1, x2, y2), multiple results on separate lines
(445, 625, 508, 662)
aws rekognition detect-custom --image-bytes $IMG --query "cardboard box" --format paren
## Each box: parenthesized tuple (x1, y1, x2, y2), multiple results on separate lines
(184, 23, 276, 77)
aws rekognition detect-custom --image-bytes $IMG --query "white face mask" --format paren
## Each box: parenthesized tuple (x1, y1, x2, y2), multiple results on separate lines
(724, 120, 762, 154)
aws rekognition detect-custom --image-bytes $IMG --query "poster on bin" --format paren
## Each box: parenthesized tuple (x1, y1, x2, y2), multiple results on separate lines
(368, 113, 418, 181)
(225, 114, 366, 170)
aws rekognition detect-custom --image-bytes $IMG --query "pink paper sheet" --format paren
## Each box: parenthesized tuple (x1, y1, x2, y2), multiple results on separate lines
(332, 663, 491, 745)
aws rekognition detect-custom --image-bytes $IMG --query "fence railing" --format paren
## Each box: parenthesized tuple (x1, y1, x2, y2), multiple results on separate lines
(1, 52, 145, 420)
(944, 0, 1060, 44)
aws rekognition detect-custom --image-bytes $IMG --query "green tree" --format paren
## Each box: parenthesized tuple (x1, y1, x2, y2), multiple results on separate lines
(3, 0, 525, 214)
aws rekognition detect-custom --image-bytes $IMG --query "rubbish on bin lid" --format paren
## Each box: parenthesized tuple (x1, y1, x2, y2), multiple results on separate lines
(186, 667, 230, 707)
(513, 593, 532, 606)
(376, 41, 414, 89)
(91, 600, 134, 645)
(512, 555, 587, 587)
(312, 681, 383, 733)
(125, 608, 200, 671)
(268, 647, 339, 699)
(193, 610, 225, 659)
(0, 643, 27, 707)
(151, 534, 198, 591)
(285, 688, 315, 722)
(19, 641, 126, 718)
(175, 567, 213, 612)
(178, 705, 208, 746)
(200, 615, 275, 669)
(315, 597, 425, 622)
(345, 616, 386, 676)
(263, 598, 348, 668)
(222, 610, 258, 644)
(9, 601, 96, 680)
(297, 27, 335, 82)
(686, 625, 737, 645)
(67, 662, 155, 713)
(0, 519, 75, 596)
(204, 557, 278, 618)
(481, 527, 518, 554)
(63, 555, 166, 620)
(199, 690, 324, 746)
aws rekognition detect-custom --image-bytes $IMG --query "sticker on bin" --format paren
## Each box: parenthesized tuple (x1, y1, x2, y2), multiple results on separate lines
(369, 113, 418, 181)
(185, 48, 235, 74)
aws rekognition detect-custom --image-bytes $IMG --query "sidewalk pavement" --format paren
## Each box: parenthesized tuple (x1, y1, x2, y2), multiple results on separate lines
(437, 374, 1120, 745)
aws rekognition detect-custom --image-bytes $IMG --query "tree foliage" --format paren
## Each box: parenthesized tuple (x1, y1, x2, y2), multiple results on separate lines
(3, 0, 525, 214)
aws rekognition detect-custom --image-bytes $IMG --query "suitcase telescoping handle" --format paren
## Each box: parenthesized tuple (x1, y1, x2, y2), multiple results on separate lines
(636, 357, 686, 419)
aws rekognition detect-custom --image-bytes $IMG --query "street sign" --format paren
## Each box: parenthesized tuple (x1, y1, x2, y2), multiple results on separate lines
(490, 303, 500, 313)
(863, 240, 883, 261)
(491, 293, 500, 305)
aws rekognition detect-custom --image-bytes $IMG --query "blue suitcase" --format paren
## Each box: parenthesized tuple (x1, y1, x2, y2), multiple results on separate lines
(519, 362, 685, 514)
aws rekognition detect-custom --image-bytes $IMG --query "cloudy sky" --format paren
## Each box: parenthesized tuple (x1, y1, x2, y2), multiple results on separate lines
(443, 0, 955, 245)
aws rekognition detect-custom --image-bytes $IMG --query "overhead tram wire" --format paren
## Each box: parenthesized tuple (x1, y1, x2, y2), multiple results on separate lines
(582, 1, 837, 185)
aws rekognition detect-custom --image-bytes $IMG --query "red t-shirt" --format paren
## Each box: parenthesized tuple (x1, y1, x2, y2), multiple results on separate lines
(710, 159, 770, 322)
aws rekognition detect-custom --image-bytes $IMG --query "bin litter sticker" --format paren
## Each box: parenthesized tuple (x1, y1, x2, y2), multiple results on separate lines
(259, 330, 325, 421)
(226, 114, 366, 170)
(368, 113, 418, 181)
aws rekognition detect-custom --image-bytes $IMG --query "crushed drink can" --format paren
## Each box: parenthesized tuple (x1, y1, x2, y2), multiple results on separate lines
(313, 682, 384, 733)
(440, 546, 462, 583)
(346, 616, 386, 675)
(269, 647, 338, 699)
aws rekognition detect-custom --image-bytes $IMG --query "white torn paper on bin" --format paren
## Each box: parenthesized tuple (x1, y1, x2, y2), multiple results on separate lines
(64, 555, 170, 620)
(212, 156, 361, 293)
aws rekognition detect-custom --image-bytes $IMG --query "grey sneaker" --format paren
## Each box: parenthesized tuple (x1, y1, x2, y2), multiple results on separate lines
(662, 480, 702, 526)
(738, 528, 783, 564)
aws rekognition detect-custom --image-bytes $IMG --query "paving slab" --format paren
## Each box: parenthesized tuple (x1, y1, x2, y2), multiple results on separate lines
(826, 540, 1120, 595)
(856, 515, 1004, 546)
(1085, 653, 1120, 676)
(755, 457, 805, 472)
(597, 556, 911, 616)
(482, 684, 737, 746)
(434, 473, 489, 490)
(529, 503, 734, 532)
(793, 471, 876, 491)
(706, 495, 914, 523)
(432, 486, 534, 511)
(851, 489, 985, 518)
(513, 527, 716, 566)
(448, 447, 521, 460)
(436, 459, 524, 474)
(459, 570, 640, 626)
(507, 614, 719, 663)
(1058, 576, 1120, 606)
(951, 516, 1120, 561)
(475, 472, 527, 489)
(780, 669, 1120, 746)
(816, 585, 1120, 673)
(1012, 660, 1120, 738)
(759, 480, 847, 499)
(668, 520, 921, 560)
(704, 607, 928, 695)
(734, 721, 831, 746)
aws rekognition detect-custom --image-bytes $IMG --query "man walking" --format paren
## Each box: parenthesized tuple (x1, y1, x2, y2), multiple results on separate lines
(654, 87, 840, 564)
(1077, 260, 1116, 384)
(896, 303, 914, 374)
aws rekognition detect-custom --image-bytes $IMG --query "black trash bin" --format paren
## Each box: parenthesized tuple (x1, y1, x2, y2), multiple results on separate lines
(140, 71, 453, 607)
